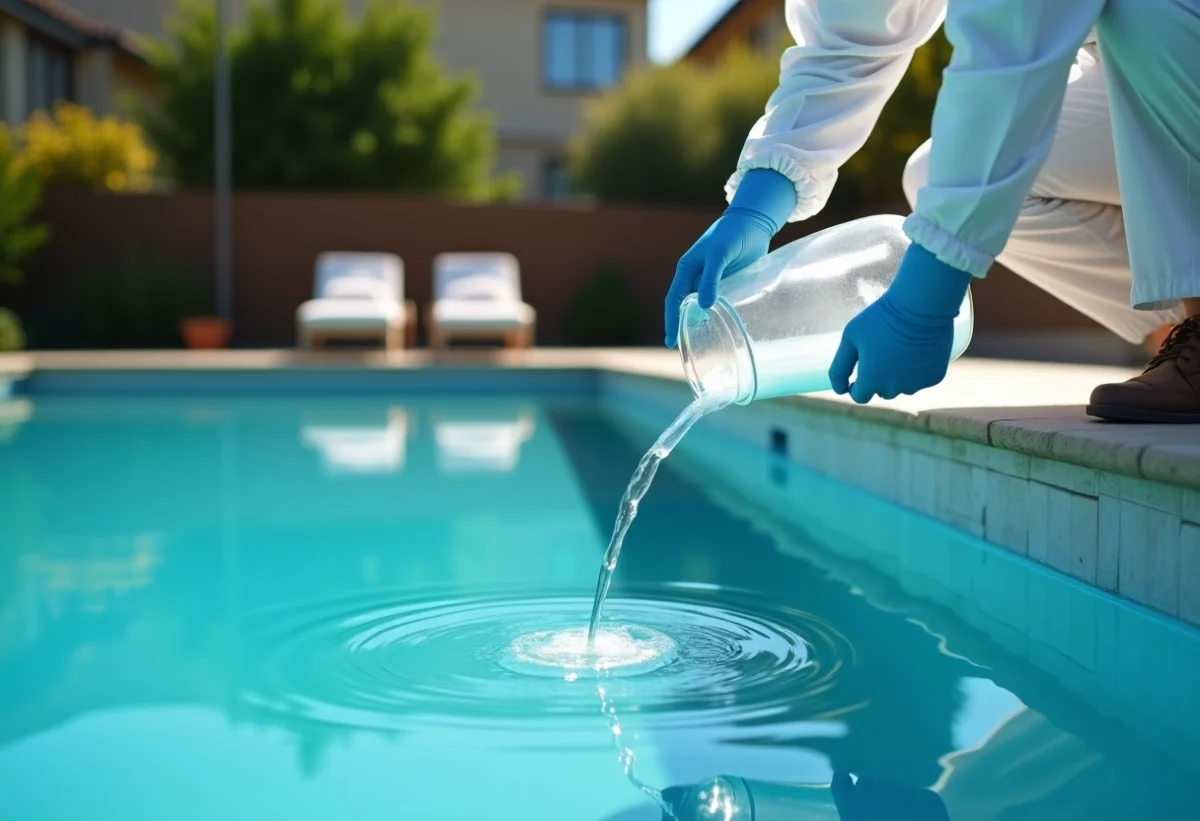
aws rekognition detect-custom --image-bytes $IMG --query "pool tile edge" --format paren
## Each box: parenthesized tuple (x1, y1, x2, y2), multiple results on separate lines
(598, 365, 1200, 489)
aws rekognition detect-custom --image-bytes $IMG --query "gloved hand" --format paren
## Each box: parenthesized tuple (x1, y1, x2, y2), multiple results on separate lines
(831, 771, 951, 821)
(829, 243, 973, 403)
(665, 169, 797, 347)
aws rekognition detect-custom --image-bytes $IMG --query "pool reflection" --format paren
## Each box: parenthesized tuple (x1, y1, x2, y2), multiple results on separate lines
(0, 399, 1197, 821)
(433, 405, 536, 473)
(301, 407, 410, 474)
(551, 406, 1200, 821)
(0, 397, 31, 443)
(656, 703, 1148, 820)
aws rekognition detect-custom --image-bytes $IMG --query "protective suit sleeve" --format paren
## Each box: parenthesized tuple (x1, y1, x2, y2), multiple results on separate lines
(726, 0, 947, 222)
(903, 0, 1107, 276)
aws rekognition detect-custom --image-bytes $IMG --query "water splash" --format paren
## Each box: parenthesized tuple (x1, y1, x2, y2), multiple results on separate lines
(238, 590, 848, 734)
(587, 393, 729, 643)
(505, 625, 677, 678)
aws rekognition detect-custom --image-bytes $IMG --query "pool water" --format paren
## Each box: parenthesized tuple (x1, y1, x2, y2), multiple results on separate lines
(1, 394, 1198, 820)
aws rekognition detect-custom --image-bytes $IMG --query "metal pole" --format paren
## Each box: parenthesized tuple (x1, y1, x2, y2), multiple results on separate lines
(214, 0, 233, 321)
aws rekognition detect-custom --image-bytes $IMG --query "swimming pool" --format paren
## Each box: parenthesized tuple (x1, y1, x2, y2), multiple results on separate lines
(1, 387, 1198, 820)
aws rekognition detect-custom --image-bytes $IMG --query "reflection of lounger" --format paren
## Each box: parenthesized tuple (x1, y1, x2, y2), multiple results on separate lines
(0, 397, 32, 443)
(434, 409, 534, 473)
(301, 408, 409, 474)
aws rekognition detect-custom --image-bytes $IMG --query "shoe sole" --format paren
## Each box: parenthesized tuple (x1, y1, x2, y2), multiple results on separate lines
(1086, 404, 1200, 424)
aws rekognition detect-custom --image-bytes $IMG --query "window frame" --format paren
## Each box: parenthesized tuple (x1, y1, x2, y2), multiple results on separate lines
(540, 155, 574, 200)
(540, 7, 630, 95)
(23, 31, 75, 118)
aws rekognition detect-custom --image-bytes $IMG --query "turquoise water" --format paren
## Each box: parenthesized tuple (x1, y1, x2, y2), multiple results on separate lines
(1, 394, 1198, 820)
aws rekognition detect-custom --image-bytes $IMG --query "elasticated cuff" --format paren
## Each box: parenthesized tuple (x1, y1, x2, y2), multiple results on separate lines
(725, 153, 822, 223)
(729, 169, 799, 234)
(1132, 276, 1200, 313)
(902, 213, 994, 278)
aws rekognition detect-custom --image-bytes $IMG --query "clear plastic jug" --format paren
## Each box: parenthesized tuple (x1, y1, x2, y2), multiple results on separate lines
(663, 776, 842, 820)
(661, 774, 951, 820)
(677, 214, 974, 404)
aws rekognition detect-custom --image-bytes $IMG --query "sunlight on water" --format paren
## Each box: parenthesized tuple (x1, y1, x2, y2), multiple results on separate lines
(6, 397, 1200, 821)
(504, 625, 678, 679)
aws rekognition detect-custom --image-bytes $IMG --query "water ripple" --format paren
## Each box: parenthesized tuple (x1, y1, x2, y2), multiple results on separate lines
(238, 585, 852, 733)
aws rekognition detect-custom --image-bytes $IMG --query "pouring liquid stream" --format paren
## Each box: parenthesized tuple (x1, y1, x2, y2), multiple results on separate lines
(586, 390, 730, 644)
(597, 683, 675, 817)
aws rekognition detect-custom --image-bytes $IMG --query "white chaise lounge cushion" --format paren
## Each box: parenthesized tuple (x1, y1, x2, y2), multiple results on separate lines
(322, 275, 395, 301)
(430, 299, 535, 330)
(297, 298, 403, 330)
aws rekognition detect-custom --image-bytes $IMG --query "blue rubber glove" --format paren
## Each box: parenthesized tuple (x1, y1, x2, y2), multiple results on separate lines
(829, 243, 973, 403)
(665, 169, 797, 347)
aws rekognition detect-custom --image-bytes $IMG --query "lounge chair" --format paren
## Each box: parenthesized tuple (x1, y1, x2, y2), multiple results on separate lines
(297, 252, 416, 350)
(427, 252, 535, 349)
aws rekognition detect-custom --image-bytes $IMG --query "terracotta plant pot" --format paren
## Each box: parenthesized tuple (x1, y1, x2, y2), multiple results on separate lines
(180, 317, 231, 349)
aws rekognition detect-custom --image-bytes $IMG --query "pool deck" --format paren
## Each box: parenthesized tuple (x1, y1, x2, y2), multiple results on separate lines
(2, 348, 1195, 489)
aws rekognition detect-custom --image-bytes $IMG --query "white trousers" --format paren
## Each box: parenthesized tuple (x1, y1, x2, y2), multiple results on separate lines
(903, 44, 1186, 345)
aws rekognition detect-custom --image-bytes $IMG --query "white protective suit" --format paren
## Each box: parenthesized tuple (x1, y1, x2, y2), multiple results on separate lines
(728, 0, 1200, 343)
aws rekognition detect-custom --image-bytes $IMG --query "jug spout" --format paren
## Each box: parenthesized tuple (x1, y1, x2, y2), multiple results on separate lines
(678, 297, 755, 405)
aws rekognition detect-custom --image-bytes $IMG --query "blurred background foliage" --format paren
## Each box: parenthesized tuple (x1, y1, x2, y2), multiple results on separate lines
(15, 102, 157, 193)
(142, 0, 518, 199)
(570, 30, 953, 210)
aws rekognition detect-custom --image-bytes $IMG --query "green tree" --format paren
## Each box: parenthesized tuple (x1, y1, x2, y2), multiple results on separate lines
(16, 102, 158, 192)
(0, 123, 49, 351)
(0, 309, 25, 351)
(569, 47, 777, 208)
(143, 0, 515, 198)
(571, 35, 953, 210)
(68, 258, 210, 349)
(0, 124, 49, 289)
(569, 61, 704, 205)
(564, 263, 643, 346)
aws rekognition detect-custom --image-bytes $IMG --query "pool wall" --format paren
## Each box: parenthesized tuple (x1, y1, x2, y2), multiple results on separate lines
(600, 372, 1200, 632)
(7, 367, 599, 397)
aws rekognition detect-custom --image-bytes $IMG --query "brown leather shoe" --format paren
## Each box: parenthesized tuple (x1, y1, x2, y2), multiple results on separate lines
(1088, 317, 1200, 422)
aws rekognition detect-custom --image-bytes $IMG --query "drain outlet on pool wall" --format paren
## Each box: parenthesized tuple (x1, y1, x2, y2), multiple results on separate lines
(769, 427, 790, 487)
(770, 427, 788, 457)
